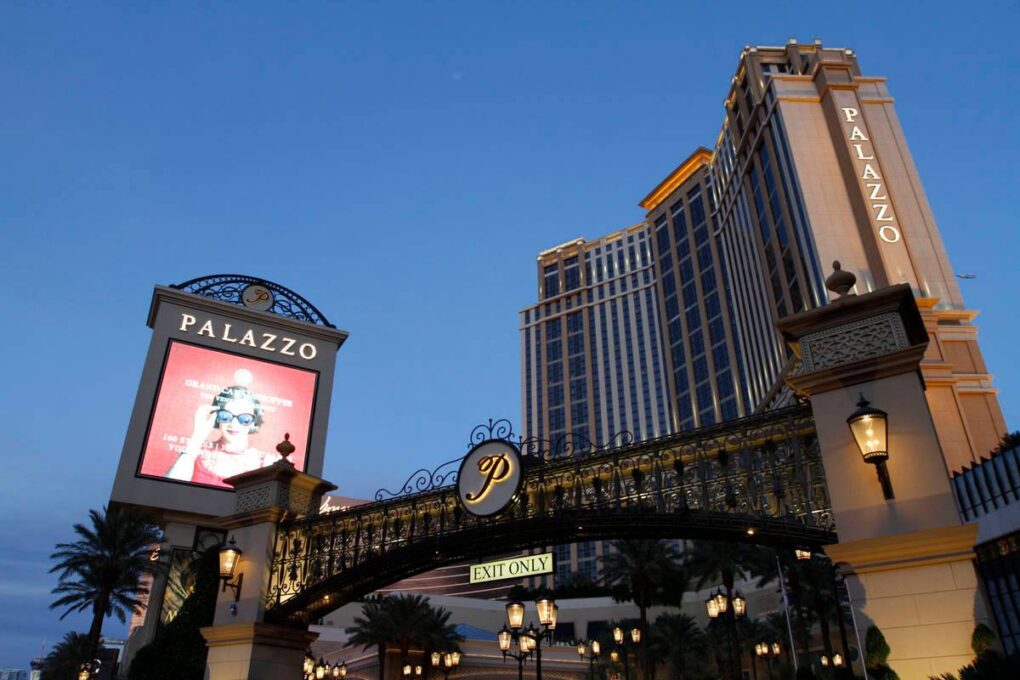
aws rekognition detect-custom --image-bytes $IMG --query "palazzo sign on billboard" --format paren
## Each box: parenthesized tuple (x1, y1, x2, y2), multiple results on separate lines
(110, 278, 347, 519)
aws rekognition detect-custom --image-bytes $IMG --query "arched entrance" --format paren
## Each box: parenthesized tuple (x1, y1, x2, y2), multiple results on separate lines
(264, 405, 834, 625)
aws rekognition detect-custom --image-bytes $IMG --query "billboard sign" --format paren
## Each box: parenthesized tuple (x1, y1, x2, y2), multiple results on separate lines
(110, 278, 347, 520)
(138, 341, 318, 489)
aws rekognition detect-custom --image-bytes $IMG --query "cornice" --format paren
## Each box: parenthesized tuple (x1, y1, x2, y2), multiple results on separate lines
(825, 523, 977, 574)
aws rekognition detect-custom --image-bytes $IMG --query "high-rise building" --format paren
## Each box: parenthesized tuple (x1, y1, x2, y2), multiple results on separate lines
(520, 226, 673, 448)
(520, 40, 1008, 585)
(709, 40, 1005, 470)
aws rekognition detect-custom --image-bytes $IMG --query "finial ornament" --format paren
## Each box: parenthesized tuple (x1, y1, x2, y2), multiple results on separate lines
(276, 433, 296, 465)
(825, 260, 857, 298)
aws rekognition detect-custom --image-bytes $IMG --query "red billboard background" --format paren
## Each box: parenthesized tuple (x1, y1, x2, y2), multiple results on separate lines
(138, 341, 317, 489)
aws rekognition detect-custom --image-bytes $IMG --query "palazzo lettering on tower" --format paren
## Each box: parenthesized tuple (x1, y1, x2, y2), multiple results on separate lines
(839, 106, 901, 245)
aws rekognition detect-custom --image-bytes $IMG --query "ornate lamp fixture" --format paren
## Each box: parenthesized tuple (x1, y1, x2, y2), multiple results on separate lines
(847, 394, 894, 499)
(218, 536, 244, 602)
(794, 549, 812, 561)
(505, 601, 526, 630)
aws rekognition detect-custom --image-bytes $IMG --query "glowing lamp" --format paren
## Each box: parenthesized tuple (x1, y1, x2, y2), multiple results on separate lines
(755, 643, 765, 657)
(771, 642, 780, 655)
(613, 627, 624, 644)
(848, 395, 888, 463)
(444, 654, 452, 669)
(506, 601, 526, 630)
(431, 652, 441, 666)
(833, 654, 843, 667)
(591, 640, 601, 655)
(498, 626, 512, 652)
(732, 592, 746, 618)
(549, 604, 559, 630)
(847, 394, 894, 499)
(821, 656, 829, 667)
(316, 659, 327, 680)
(577, 642, 586, 657)
(402, 665, 412, 677)
(339, 662, 348, 678)
(705, 594, 720, 619)
(630, 628, 640, 644)
(794, 549, 812, 561)
(218, 536, 244, 601)
(713, 589, 729, 615)
(451, 652, 461, 666)
(536, 597, 556, 627)
(610, 650, 620, 663)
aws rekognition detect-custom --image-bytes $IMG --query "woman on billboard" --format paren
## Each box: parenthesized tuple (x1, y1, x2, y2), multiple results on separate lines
(166, 369, 281, 485)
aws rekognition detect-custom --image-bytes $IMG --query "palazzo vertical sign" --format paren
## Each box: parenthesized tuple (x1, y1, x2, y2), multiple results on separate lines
(838, 106, 901, 244)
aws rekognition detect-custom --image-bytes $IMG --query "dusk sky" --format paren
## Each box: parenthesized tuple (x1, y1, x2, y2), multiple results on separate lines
(2, 1, 1018, 669)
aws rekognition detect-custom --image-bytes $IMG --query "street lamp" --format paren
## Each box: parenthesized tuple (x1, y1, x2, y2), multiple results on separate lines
(847, 394, 894, 499)
(502, 596, 557, 680)
(755, 642, 781, 680)
(610, 626, 641, 680)
(499, 624, 531, 680)
(794, 549, 812, 561)
(218, 536, 244, 602)
(577, 639, 600, 680)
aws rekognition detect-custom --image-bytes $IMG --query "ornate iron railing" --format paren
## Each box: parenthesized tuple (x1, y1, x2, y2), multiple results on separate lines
(266, 405, 834, 622)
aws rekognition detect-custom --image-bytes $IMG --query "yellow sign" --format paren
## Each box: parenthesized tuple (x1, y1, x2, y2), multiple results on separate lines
(469, 553, 554, 584)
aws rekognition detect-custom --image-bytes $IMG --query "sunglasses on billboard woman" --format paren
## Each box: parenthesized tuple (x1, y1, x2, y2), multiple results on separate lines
(214, 409, 257, 426)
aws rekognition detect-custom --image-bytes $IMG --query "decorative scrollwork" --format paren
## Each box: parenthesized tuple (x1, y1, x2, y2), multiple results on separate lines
(170, 274, 334, 328)
(468, 418, 516, 446)
(373, 457, 462, 501)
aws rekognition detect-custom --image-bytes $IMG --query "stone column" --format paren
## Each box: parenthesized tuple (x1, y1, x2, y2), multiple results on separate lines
(200, 451, 336, 680)
(777, 278, 989, 679)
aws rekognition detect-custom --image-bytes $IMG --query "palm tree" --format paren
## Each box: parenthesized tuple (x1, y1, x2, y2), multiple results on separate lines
(49, 506, 163, 662)
(40, 631, 92, 680)
(347, 596, 392, 680)
(386, 594, 435, 669)
(601, 539, 686, 680)
(649, 612, 706, 680)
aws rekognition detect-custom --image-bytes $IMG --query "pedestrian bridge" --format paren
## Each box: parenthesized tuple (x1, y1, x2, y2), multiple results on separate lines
(263, 405, 835, 625)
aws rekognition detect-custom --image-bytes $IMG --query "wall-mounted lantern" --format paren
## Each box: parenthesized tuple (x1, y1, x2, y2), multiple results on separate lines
(847, 394, 895, 499)
(218, 536, 244, 601)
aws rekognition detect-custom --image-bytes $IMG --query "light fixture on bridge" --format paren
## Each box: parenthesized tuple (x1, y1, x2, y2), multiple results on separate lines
(847, 394, 895, 500)
(506, 600, 526, 630)
(218, 536, 244, 602)
(794, 548, 812, 561)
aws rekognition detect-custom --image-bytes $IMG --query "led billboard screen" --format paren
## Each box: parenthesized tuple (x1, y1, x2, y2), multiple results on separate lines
(137, 340, 318, 489)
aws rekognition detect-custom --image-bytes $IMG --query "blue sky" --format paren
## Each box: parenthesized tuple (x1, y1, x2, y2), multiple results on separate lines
(2, 0, 1018, 669)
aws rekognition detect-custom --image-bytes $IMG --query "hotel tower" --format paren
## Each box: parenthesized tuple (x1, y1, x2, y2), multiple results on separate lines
(520, 41, 1006, 583)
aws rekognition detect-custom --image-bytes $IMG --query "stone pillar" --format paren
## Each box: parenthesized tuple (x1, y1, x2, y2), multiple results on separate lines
(777, 280, 989, 679)
(200, 455, 336, 680)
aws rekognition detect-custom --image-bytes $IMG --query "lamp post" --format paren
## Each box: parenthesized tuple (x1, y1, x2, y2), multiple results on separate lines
(706, 588, 746, 680)
(499, 625, 532, 680)
(611, 626, 641, 680)
(576, 639, 600, 680)
(504, 597, 557, 680)
(430, 651, 462, 680)
(847, 394, 893, 499)
(755, 642, 781, 680)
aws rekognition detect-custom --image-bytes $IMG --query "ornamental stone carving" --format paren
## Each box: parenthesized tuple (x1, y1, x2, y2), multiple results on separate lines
(236, 484, 274, 513)
(800, 312, 908, 372)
